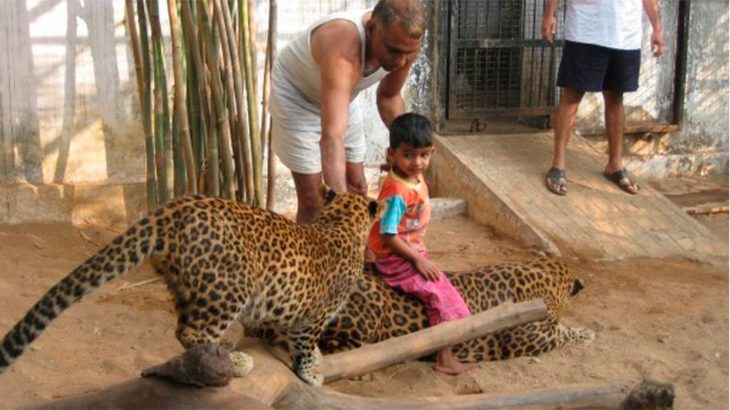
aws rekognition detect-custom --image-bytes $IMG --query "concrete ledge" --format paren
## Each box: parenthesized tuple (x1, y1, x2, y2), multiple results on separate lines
(429, 134, 560, 255)
(0, 182, 146, 227)
(430, 197, 466, 221)
(428, 132, 726, 262)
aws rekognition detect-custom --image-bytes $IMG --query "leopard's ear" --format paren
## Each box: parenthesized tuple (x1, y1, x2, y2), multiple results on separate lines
(320, 184, 337, 205)
(369, 198, 388, 220)
(571, 278, 585, 296)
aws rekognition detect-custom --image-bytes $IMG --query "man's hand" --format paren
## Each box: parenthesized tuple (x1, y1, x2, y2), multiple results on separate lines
(541, 0, 559, 45)
(642, 0, 664, 57)
(413, 256, 441, 281)
(541, 13, 557, 45)
(651, 30, 665, 57)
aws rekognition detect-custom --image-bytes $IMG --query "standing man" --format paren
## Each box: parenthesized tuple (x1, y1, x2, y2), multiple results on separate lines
(270, 0, 425, 222)
(542, 0, 665, 195)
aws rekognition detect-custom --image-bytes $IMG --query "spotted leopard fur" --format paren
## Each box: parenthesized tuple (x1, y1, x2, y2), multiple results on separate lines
(0, 188, 381, 387)
(252, 257, 595, 361)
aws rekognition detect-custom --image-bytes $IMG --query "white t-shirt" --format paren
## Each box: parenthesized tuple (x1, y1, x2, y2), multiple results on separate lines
(564, 0, 643, 50)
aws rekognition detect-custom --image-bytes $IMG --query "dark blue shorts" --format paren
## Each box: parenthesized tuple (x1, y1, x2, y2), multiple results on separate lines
(557, 40, 641, 93)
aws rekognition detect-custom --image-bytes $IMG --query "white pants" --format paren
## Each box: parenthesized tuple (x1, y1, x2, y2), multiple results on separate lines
(269, 66, 366, 175)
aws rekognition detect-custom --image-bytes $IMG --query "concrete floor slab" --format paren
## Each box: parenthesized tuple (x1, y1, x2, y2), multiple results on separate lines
(429, 132, 727, 262)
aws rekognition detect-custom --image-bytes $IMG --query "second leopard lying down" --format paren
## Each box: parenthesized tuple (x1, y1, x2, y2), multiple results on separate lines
(0, 188, 381, 387)
(251, 257, 595, 361)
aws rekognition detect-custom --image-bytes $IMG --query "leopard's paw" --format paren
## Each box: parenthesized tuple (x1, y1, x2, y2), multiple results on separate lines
(297, 368, 324, 387)
(576, 328, 595, 345)
(311, 346, 323, 367)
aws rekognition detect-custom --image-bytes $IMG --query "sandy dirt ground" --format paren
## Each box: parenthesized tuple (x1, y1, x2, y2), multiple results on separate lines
(0, 214, 727, 409)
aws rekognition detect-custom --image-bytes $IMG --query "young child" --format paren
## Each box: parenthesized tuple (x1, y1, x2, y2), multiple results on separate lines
(368, 112, 472, 375)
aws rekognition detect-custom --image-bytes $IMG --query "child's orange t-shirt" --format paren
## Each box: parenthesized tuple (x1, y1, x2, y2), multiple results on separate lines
(368, 171, 431, 260)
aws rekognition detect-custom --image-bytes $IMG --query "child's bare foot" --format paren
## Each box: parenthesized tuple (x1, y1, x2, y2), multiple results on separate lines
(433, 361, 473, 375)
(434, 347, 474, 375)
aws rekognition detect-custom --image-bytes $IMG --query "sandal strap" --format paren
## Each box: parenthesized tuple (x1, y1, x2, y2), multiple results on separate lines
(547, 167, 566, 180)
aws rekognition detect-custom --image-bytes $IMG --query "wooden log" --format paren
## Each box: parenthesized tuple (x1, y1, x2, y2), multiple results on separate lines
(278, 380, 674, 410)
(32, 299, 678, 410)
(19, 334, 674, 410)
(20, 300, 546, 408)
(320, 299, 548, 383)
(20, 341, 288, 410)
(21, 378, 273, 410)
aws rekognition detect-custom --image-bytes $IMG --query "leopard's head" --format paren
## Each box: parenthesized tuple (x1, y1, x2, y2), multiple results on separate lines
(315, 185, 385, 231)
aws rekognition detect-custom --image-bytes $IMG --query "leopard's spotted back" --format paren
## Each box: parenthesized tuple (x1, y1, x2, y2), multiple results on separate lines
(252, 257, 594, 361)
(0, 191, 380, 387)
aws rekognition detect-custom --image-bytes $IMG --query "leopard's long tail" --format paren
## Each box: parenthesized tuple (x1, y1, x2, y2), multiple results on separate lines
(0, 214, 166, 375)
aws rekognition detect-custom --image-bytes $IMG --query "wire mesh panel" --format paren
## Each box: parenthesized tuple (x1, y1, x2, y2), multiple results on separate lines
(447, 0, 565, 119)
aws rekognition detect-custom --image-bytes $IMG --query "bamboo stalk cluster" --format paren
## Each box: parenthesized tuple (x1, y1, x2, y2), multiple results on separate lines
(125, 0, 277, 210)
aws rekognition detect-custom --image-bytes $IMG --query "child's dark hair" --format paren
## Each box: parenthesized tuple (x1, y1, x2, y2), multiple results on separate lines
(389, 113, 433, 149)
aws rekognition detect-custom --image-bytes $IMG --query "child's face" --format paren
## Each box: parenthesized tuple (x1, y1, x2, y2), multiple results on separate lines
(387, 144, 435, 181)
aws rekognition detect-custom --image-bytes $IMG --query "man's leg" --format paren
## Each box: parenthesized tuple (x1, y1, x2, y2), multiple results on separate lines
(547, 87, 584, 194)
(552, 87, 584, 169)
(291, 171, 323, 224)
(602, 89, 639, 193)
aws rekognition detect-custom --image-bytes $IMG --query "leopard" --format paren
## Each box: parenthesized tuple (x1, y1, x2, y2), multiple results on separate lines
(251, 257, 595, 362)
(0, 186, 382, 387)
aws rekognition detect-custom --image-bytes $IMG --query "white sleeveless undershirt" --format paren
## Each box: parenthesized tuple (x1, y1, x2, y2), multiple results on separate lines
(274, 9, 388, 105)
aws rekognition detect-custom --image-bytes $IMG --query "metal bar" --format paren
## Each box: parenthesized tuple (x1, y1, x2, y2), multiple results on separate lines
(580, 123, 681, 136)
(672, 0, 689, 126)
(538, 47, 545, 106)
(449, 106, 557, 118)
(472, 0, 478, 39)
(446, 0, 457, 119)
(495, 1, 503, 108)
(454, 38, 564, 49)
(438, 0, 449, 129)
(529, 0, 537, 106)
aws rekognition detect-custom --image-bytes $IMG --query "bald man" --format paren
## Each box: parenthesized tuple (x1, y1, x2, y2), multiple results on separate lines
(270, 0, 425, 223)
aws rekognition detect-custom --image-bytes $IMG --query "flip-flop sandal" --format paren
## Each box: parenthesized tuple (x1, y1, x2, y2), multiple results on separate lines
(545, 167, 567, 196)
(604, 168, 640, 195)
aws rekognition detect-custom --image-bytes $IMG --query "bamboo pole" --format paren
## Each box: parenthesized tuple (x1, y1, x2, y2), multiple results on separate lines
(198, 5, 220, 197)
(214, 0, 249, 202)
(213, 0, 248, 201)
(182, 1, 215, 196)
(201, 3, 234, 199)
(171, 107, 185, 195)
(264, 0, 277, 210)
(147, 0, 172, 203)
(225, 0, 257, 204)
(167, 0, 197, 194)
(246, 0, 259, 145)
(240, 0, 262, 206)
(126, 0, 158, 209)
(183, 36, 202, 178)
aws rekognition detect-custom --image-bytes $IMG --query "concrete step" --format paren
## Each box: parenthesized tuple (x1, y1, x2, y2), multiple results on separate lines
(429, 132, 727, 262)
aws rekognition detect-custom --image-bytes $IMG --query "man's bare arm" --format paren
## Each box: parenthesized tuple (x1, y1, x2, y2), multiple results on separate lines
(642, 0, 665, 56)
(376, 63, 411, 129)
(542, 0, 559, 44)
(313, 22, 361, 192)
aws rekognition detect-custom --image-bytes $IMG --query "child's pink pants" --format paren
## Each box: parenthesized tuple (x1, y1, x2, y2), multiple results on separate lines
(375, 252, 471, 326)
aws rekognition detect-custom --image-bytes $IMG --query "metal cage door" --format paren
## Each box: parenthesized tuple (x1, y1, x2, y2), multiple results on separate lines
(446, 0, 564, 120)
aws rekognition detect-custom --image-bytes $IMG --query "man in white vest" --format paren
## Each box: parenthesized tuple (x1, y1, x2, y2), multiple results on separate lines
(542, 0, 665, 195)
(270, 0, 424, 222)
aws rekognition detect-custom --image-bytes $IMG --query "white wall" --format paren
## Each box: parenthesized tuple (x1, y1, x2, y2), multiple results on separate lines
(1, 1, 726, 223)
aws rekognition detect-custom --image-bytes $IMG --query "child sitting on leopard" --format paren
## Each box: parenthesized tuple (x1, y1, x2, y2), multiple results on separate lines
(368, 112, 472, 375)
